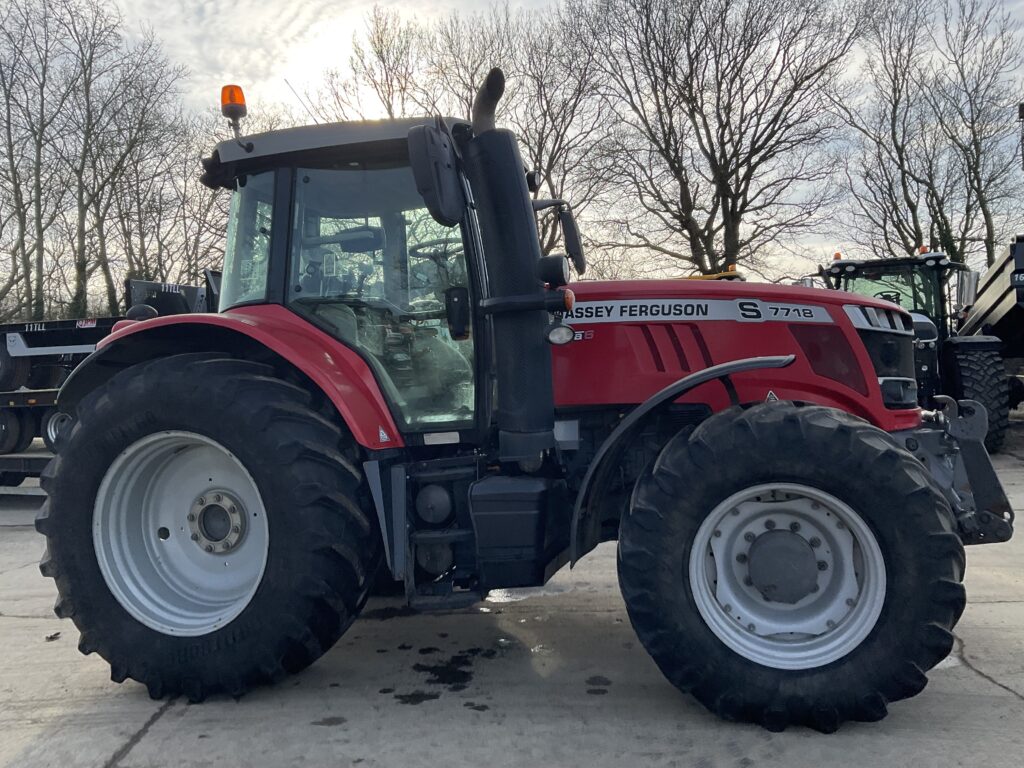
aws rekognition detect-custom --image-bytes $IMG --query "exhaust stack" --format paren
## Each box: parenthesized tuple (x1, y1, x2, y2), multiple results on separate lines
(462, 68, 555, 461)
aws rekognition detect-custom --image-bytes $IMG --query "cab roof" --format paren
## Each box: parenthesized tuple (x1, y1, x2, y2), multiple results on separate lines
(200, 117, 466, 189)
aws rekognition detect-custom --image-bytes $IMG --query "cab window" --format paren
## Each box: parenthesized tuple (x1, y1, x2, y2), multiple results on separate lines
(220, 171, 274, 310)
(287, 165, 474, 432)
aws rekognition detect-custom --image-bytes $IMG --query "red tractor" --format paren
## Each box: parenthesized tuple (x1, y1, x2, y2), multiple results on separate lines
(37, 70, 1013, 731)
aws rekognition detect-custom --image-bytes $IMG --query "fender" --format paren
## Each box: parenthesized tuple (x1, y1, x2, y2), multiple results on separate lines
(569, 355, 796, 565)
(58, 305, 403, 450)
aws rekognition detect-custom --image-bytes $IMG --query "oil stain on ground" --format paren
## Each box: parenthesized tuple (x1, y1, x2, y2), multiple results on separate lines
(586, 674, 612, 695)
(394, 691, 441, 705)
(391, 645, 501, 704)
(311, 716, 347, 726)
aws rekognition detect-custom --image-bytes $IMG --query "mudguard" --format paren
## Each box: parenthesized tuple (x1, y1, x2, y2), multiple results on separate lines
(58, 304, 403, 450)
(570, 355, 796, 564)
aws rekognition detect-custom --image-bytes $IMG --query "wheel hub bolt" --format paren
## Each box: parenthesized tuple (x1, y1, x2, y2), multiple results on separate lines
(214, 494, 223, 503)
(817, 560, 828, 571)
(789, 522, 801, 532)
(198, 497, 205, 506)
(809, 537, 821, 548)
(713, 529, 722, 538)
(826, 619, 836, 628)
(764, 520, 776, 530)
(190, 533, 199, 541)
(747, 623, 755, 632)
(222, 542, 232, 551)
(187, 513, 196, 522)
(846, 598, 855, 607)
(744, 532, 756, 543)
(736, 553, 748, 564)
(204, 545, 213, 552)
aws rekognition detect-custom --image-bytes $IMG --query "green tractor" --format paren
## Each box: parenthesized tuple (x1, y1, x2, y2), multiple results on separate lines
(821, 252, 1009, 452)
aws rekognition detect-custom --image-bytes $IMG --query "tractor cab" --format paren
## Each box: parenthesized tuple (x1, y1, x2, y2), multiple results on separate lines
(821, 252, 978, 343)
(200, 75, 583, 452)
(210, 130, 477, 432)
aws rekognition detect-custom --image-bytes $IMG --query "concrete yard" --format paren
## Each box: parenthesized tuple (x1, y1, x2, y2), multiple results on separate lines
(2, 434, 1024, 768)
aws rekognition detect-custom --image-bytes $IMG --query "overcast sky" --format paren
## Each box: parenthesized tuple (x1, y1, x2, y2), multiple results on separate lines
(119, 0, 547, 111)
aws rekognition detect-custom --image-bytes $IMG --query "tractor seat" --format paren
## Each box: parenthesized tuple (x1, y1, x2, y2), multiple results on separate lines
(313, 302, 359, 346)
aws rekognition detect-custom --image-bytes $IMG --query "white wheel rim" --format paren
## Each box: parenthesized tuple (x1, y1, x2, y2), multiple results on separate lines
(93, 431, 269, 636)
(688, 483, 886, 670)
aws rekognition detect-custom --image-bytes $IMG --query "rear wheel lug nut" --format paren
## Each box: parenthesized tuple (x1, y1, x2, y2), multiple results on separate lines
(197, 497, 205, 506)
(713, 529, 722, 538)
(789, 522, 800, 532)
(747, 623, 755, 632)
(809, 537, 821, 548)
(214, 494, 222, 503)
(204, 545, 213, 552)
(736, 553, 748, 564)
(744, 532, 755, 543)
(190, 533, 199, 541)
(817, 560, 828, 571)
(764, 520, 776, 530)
(187, 513, 196, 522)
(232, 525, 241, 534)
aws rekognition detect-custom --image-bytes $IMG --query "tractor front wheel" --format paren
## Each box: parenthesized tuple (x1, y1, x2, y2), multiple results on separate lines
(36, 353, 382, 700)
(618, 403, 965, 732)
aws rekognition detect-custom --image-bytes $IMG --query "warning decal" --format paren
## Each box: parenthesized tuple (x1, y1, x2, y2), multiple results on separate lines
(563, 298, 832, 325)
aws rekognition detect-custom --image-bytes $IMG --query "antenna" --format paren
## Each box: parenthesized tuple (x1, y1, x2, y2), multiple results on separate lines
(285, 78, 320, 125)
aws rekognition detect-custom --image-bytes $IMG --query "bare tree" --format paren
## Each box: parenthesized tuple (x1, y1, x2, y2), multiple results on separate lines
(575, 0, 863, 274)
(316, 5, 429, 121)
(926, 0, 1023, 265)
(840, 0, 1022, 266)
(508, 8, 609, 255)
(0, 0, 78, 319)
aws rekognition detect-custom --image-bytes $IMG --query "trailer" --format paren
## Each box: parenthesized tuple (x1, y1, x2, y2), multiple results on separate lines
(960, 234, 1024, 407)
(0, 278, 216, 478)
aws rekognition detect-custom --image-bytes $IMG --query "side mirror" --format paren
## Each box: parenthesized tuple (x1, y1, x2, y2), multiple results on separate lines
(409, 122, 465, 227)
(445, 286, 471, 340)
(957, 270, 979, 308)
(558, 206, 586, 275)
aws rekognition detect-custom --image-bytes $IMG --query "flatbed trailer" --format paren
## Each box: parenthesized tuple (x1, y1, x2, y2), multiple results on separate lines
(0, 444, 51, 486)
(0, 278, 217, 477)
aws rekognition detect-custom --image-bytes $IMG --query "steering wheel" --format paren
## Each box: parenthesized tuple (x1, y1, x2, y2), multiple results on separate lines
(874, 290, 902, 305)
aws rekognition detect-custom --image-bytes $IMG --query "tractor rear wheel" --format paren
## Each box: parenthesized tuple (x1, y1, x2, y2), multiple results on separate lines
(36, 353, 382, 700)
(618, 403, 965, 732)
(950, 347, 1008, 453)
